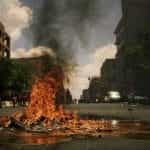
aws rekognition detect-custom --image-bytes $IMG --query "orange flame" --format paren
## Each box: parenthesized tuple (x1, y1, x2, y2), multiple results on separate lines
(0, 67, 145, 140)
(24, 67, 70, 126)
(19, 67, 116, 137)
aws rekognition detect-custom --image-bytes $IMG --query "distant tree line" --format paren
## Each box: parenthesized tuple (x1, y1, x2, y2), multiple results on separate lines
(0, 58, 34, 98)
(0, 55, 73, 105)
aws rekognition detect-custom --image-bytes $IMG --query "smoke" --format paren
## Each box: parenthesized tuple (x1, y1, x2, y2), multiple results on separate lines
(6, 0, 121, 98)
(0, 0, 32, 49)
(21, 0, 122, 98)
(68, 44, 117, 98)
(26, 0, 121, 64)
(12, 46, 56, 58)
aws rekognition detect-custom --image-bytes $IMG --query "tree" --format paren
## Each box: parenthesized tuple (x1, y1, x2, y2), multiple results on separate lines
(11, 60, 34, 95)
(65, 89, 73, 104)
(0, 58, 34, 97)
(0, 58, 14, 96)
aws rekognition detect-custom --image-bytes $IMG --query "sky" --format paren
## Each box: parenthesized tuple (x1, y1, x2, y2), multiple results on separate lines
(0, 0, 122, 99)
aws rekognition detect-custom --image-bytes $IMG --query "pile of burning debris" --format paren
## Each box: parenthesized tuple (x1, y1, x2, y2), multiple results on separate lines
(0, 114, 116, 138)
(0, 68, 117, 138)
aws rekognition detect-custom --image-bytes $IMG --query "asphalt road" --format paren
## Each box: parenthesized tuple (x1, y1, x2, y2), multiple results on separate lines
(1, 103, 150, 122)
(0, 137, 150, 150)
(0, 103, 150, 150)
(66, 103, 150, 122)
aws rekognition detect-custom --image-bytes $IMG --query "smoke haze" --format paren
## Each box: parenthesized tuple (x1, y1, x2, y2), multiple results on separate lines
(1, 0, 122, 98)
(0, 0, 32, 50)
(26, 0, 121, 64)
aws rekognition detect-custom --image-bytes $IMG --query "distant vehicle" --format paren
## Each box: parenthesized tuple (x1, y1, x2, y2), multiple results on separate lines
(128, 95, 150, 104)
(134, 96, 148, 100)
(104, 91, 121, 102)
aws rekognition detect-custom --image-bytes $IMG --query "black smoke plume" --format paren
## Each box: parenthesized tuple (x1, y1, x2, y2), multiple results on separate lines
(24, 0, 121, 65)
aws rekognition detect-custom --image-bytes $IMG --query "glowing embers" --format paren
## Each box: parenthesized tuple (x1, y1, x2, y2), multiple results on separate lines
(3, 68, 148, 138)
(13, 67, 116, 136)
(24, 67, 72, 126)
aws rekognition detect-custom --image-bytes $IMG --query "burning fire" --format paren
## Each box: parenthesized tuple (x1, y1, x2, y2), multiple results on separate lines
(24, 67, 72, 126)
(0, 67, 150, 143)
(17, 67, 116, 137)
(0, 67, 121, 138)
(11, 67, 118, 137)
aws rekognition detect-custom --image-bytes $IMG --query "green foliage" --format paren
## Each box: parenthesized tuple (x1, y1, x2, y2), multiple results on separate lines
(0, 58, 14, 92)
(11, 60, 34, 95)
(0, 58, 34, 96)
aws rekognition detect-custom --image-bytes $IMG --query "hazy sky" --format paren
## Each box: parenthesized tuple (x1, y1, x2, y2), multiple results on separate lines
(0, 0, 122, 98)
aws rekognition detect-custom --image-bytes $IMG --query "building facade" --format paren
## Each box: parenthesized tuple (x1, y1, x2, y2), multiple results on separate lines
(114, 0, 150, 97)
(80, 0, 150, 102)
(0, 22, 10, 58)
(115, 0, 150, 56)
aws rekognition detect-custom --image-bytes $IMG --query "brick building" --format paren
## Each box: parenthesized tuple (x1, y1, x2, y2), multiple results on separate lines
(80, 0, 150, 102)
(0, 22, 10, 58)
(101, 0, 150, 98)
